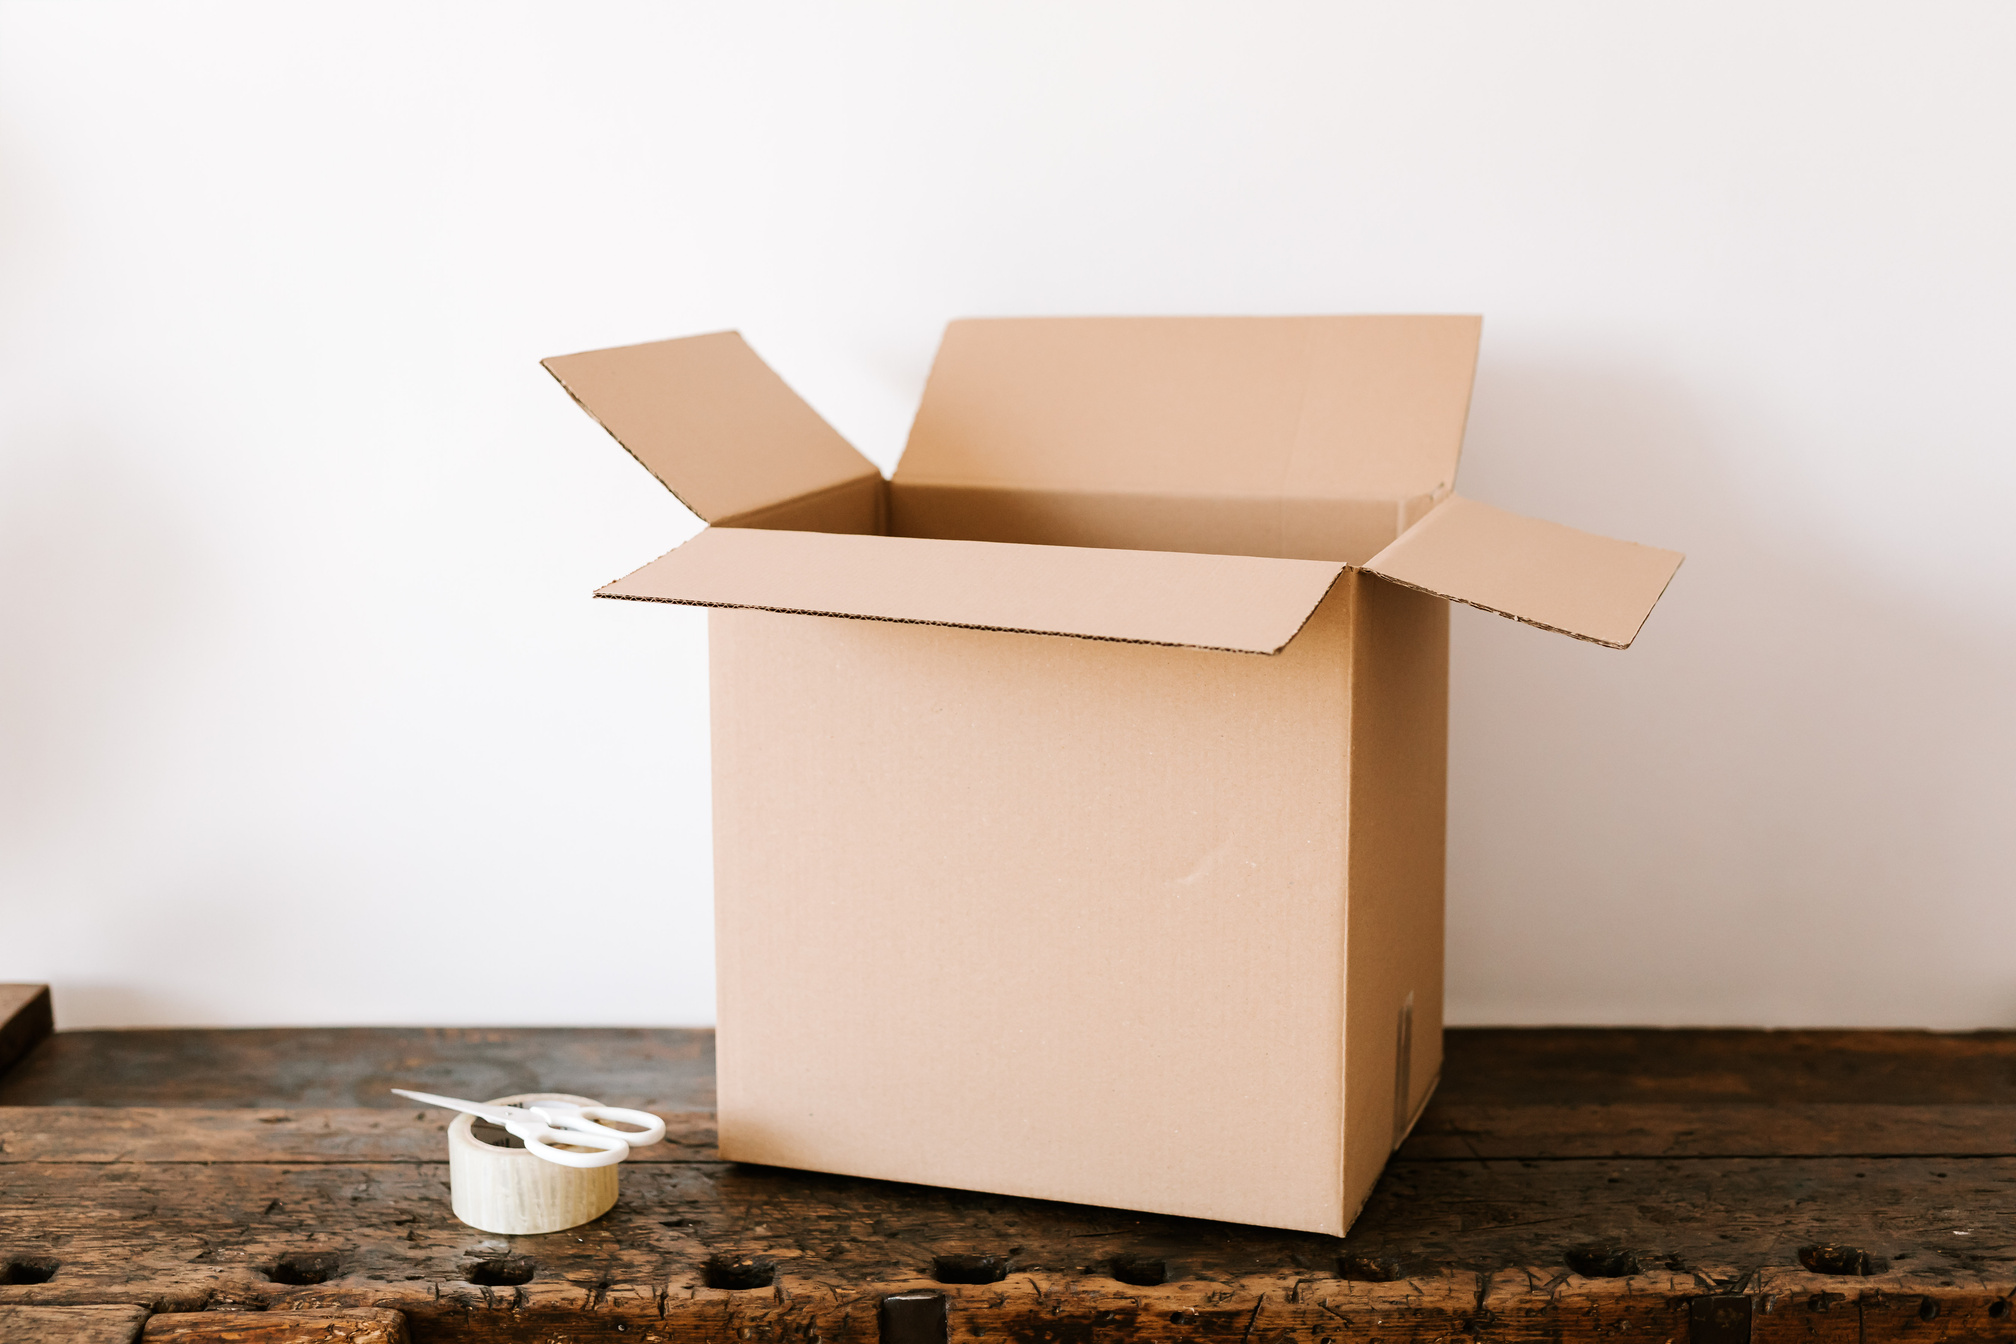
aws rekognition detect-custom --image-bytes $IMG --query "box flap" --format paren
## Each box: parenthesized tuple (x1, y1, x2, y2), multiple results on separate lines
(544, 332, 882, 525)
(898, 316, 1480, 503)
(1362, 496, 1683, 648)
(599, 528, 1346, 655)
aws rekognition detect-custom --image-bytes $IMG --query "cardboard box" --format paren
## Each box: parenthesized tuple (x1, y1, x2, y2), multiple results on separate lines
(544, 317, 1682, 1235)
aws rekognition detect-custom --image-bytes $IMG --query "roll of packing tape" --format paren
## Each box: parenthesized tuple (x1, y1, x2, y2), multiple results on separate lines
(447, 1092, 621, 1235)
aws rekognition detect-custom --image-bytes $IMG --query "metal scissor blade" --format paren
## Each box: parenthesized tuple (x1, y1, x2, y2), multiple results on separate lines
(389, 1088, 519, 1124)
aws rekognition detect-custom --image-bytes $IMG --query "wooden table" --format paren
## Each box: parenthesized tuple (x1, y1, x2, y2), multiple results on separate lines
(2, 983, 2013, 1342)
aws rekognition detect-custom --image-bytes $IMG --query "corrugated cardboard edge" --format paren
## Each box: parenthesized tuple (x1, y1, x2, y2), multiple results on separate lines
(540, 332, 883, 527)
(1363, 496, 1686, 650)
(594, 527, 1351, 656)
(598, 565, 1347, 657)
(1362, 562, 1684, 650)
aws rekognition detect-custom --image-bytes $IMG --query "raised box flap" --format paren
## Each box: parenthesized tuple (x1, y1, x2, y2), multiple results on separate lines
(897, 316, 1481, 503)
(598, 527, 1346, 655)
(1363, 496, 1683, 649)
(544, 332, 883, 528)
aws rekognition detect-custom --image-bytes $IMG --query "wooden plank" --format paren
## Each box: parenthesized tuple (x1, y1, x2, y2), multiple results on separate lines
(1437, 1027, 2016, 1105)
(0, 988, 52, 1082)
(0, 1108, 717, 1164)
(0, 1304, 146, 1344)
(1748, 1267, 2016, 1344)
(1401, 1102, 2016, 1160)
(0, 1027, 711, 1111)
(16, 1024, 2016, 1107)
(12, 1024, 2012, 1109)
(8, 1101, 2013, 1167)
(142, 1309, 407, 1343)
(2, 1156, 2014, 1340)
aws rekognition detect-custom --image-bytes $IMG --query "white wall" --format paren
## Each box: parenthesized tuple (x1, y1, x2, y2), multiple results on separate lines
(2, 2, 2010, 1029)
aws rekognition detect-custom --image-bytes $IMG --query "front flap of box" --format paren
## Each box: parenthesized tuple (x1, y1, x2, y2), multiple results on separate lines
(598, 527, 1346, 655)
(1364, 495, 1683, 649)
(897, 315, 1481, 504)
(543, 332, 882, 526)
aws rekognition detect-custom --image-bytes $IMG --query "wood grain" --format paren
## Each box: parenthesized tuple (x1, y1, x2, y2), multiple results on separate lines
(0, 1108, 716, 1165)
(141, 1309, 407, 1343)
(1401, 1102, 2016, 1159)
(1433, 1027, 2016, 1104)
(0, 1303, 147, 1344)
(0, 1027, 711, 1112)
(10, 1101, 2014, 1168)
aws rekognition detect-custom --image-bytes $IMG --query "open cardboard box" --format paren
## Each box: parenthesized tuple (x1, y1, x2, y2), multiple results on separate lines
(545, 317, 1682, 1236)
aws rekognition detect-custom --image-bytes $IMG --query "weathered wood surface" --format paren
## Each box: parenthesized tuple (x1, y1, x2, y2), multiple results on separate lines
(142, 1308, 408, 1342)
(1405, 1102, 2016, 1159)
(0, 989, 52, 1084)
(1437, 1028, 2016, 1105)
(10, 1022, 2011, 1109)
(0, 1303, 148, 1343)
(8, 1101, 2016, 1168)
(3, 1026, 2016, 1341)
(0, 1026, 711, 1113)
(4, 1142, 2015, 1338)
(0, 1108, 717, 1165)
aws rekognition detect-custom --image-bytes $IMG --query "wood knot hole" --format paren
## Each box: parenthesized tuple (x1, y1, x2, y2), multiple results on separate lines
(1, 1257, 57, 1285)
(932, 1253, 1010, 1285)
(1918, 1298, 1940, 1321)
(1989, 1300, 2011, 1320)
(466, 1256, 535, 1287)
(703, 1254, 776, 1291)
(1107, 1254, 1168, 1287)
(266, 1251, 339, 1286)
(1337, 1253, 1408, 1283)
(1565, 1244, 1640, 1278)
(1797, 1245, 1889, 1276)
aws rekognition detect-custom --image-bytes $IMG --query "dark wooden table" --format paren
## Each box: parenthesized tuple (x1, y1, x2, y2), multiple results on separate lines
(2, 983, 2013, 1343)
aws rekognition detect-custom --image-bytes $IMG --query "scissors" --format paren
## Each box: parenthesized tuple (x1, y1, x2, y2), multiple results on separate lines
(392, 1089, 667, 1169)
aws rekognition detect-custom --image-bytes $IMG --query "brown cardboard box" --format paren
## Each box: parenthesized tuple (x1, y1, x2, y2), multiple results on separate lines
(544, 317, 1681, 1235)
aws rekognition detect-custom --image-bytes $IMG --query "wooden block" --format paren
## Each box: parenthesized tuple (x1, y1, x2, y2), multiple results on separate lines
(0, 1304, 147, 1344)
(0, 987, 51, 1080)
(141, 1310, 407, 1343)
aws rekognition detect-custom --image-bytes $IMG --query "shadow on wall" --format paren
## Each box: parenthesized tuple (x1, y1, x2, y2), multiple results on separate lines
(1447, 357, 2016, 1029)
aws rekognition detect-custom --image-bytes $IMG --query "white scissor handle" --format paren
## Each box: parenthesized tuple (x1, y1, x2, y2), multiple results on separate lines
(563, 1105, 667, 1148)
(513, 1121, 631, 1169)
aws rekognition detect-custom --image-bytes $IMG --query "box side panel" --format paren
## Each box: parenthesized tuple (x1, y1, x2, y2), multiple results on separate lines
(1341, 574, 1449, 1229)
(891, 481, 1406, 566)
(707, 591, 1354, 1234)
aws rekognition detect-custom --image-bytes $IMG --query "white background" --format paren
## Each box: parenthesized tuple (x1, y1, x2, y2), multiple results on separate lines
(2, 3, 2011, 1029)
